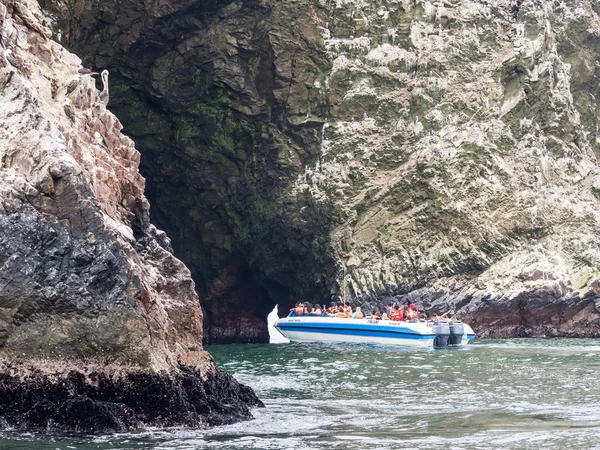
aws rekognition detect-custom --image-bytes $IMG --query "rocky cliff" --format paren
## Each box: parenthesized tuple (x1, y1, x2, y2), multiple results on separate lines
(0, 0, 261, 432)
(41, 0, 600, 340)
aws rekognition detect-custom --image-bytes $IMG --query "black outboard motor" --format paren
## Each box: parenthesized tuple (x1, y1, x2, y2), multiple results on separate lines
(433, 322, 450, 347)
(449, 321, 465, 345)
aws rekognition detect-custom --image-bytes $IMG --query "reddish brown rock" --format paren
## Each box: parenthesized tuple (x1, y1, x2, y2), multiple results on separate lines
(0, 0, 261, 432)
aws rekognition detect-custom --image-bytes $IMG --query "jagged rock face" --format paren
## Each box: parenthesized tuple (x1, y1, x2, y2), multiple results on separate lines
(0, 0, 201, 370)
(47, 0, 600, 339)
(44, 0, 337, 343)
(0, 0, 261, 431)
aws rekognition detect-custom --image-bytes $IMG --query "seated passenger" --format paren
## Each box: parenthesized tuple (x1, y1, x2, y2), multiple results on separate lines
(373, 311, 382, 320)
(294, 302, 304, 316)
(344, 304, 352, 316)
(396, 305, 405, 321)
(381, 313, 390, 320)
(328, 302, 337, 314)
(352, 306, 364, 319)
(335, 303, 348, 318)
(385, 302, 394, 317)
(314, 304, 323, 315)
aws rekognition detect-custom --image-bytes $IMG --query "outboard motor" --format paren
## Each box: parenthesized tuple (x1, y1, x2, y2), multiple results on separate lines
(449, 321, 465, 345)
(433, 321, 450, 347)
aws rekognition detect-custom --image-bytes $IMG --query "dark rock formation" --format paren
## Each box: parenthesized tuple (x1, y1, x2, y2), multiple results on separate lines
(41, 0, 336, 343)
(0, 357, 262, 433)
(40, 0, 600, 340)
(0, 0, 261, 431)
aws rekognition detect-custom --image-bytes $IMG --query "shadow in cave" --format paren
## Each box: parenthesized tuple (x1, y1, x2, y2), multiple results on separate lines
(144, 184, 279, 345)
(45, 0, 337, 345)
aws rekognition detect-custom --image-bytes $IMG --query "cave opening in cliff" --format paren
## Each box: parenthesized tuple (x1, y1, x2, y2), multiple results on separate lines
(45, 0, 337, 344)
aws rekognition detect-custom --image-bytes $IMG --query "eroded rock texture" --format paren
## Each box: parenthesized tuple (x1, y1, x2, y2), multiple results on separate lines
(0, 0, 261, 432)
(46, 0, 600, 339)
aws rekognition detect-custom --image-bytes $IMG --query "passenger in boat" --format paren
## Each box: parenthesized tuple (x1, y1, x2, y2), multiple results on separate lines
(314, 304, 323, 315)
(352, 306, 364, 319)
(373, 311, 382, 320)
(335, 304, 348, 318)
(294, 302, 304, 316)
(328, 302, 337, 314)
(394, 305, 404, 321)
(405, 305, 417, 321)
(344, 304, 353, 316)
(381, 313, 390, 320)
(385, 301, 394, 317)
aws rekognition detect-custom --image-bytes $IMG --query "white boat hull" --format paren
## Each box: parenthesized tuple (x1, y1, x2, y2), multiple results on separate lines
(274, 316, 475, 348)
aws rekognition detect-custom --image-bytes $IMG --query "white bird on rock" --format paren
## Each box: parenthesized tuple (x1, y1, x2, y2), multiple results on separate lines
(63, 98, 76, 123)
(99, 69, 109, 106)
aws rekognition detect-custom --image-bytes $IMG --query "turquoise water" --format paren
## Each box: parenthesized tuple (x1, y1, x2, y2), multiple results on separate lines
(2, 339, 600, 449)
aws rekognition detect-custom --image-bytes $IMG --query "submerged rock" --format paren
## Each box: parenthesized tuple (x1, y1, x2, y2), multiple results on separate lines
(0, 0, 261, 431)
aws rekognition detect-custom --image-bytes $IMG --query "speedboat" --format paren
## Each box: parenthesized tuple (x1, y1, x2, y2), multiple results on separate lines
(274, 314, 475, 348)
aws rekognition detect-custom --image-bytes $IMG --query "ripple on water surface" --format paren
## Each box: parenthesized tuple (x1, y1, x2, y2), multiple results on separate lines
(3, 339, 600, 449)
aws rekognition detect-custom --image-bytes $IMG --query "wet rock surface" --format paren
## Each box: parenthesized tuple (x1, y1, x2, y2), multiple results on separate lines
(0, 358, 263, 433)
(0, 0, 261, 431)
(42, 0, 600, 339)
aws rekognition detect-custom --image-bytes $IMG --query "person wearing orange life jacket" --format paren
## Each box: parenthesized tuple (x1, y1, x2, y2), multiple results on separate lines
(394, 305, 405, 321)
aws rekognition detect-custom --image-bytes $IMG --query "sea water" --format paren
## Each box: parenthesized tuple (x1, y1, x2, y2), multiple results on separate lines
(2, 338, 600, 449)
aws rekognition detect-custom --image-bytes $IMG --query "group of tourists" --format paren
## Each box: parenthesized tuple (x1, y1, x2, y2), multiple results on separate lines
(290, 301, 454, 323)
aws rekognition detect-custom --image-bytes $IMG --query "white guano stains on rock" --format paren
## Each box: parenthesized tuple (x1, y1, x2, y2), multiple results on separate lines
(289, 0, 600, 333)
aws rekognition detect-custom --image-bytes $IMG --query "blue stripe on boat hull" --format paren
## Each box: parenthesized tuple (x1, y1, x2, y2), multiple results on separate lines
(275, 324, 435, 340)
